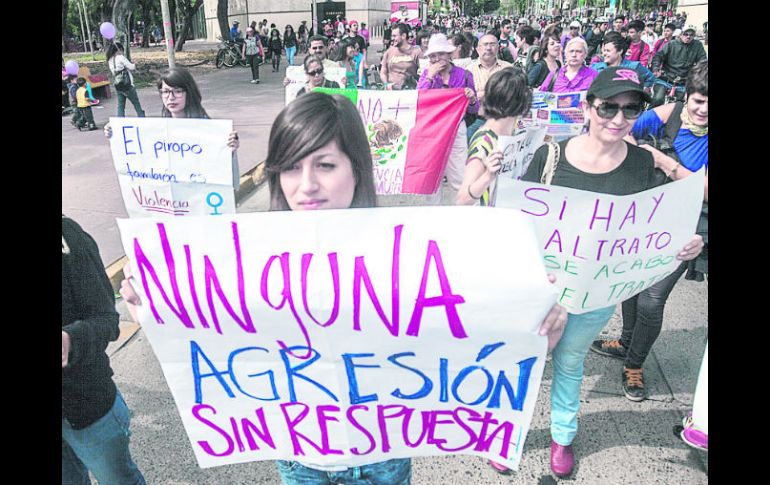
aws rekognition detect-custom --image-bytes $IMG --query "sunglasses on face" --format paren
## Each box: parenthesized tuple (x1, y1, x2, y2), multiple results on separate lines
(306, 68, 324, 76)
(592, 102, 644, 119)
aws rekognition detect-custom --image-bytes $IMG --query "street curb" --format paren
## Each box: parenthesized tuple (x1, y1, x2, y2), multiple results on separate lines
(106, 160, 266, 293)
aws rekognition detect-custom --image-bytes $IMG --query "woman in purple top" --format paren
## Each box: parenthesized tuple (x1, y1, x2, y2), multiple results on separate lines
(416, 33, 478, 204)
(539, 37, 598, 92)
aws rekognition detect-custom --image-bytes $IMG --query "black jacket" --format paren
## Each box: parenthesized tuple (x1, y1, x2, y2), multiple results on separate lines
(651, 38, 707, 81)
(62, 216, 120, 429)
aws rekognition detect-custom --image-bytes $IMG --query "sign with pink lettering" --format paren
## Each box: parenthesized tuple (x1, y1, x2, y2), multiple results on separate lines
(117, 207, 558, 470)
(494, 169, 706, 313)
(109, 117, 237, 218)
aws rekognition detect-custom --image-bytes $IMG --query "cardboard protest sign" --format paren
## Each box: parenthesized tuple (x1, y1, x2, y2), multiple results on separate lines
(498, 127, 548, 182)
(494, 169, 706, 313)
(317, 87, 469, 195)
(108, 117, 236, 218)
(285, 66, 347, 105)
(117, 206, 558, 470)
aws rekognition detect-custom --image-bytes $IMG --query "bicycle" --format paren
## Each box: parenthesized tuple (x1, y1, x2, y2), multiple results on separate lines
(651, 75, 685, 107)
(215, 36, 248, 68)
(297, 34, 308, 54)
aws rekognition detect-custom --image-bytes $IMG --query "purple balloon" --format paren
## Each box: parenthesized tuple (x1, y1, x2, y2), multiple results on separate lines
(100, 22, 116, 40)
(65, 60, 79, 76)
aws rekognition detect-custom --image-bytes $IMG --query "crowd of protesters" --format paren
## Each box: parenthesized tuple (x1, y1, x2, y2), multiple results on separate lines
(63, 7, 708, 483)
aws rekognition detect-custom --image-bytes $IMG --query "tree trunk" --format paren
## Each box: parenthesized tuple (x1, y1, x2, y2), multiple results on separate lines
(112, 0, 136, 58)
(217, 0, 230, 41)
(62, 0, 70, 52)
(138, 0, 153, 47)
(174, 0, 204, 52)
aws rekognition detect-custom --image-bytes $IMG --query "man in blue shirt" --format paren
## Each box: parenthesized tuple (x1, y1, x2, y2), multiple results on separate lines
(230, 20, 242, 41)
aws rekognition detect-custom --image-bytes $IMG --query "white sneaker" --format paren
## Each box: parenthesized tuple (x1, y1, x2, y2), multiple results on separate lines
(250, 80, 257, 84)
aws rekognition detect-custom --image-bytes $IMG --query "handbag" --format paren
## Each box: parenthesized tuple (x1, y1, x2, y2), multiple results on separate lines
(112, 58, 131, 91)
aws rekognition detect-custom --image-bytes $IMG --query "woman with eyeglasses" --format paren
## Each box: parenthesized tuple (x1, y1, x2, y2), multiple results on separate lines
(104, 67, 240, 187)
(521, 66, 704, 478)
(296, 54, 340, 96)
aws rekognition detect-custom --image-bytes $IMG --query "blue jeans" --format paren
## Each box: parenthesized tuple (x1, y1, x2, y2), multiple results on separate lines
(551, 305, 616, 446)
(116, 85, 146, 118)
(62, 391, 146, 485)
(286, 46, 297, 66)
(276, 458, 411, 485)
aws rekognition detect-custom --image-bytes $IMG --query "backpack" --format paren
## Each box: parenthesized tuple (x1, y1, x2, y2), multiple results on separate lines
(636, 101, 684, 185)
(498, 38, 515, 63)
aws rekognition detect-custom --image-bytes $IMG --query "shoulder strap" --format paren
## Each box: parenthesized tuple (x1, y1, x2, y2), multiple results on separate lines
(540, 142, 561, 185)
(664, 101, 685, 142)
(547, 68, 558, 91)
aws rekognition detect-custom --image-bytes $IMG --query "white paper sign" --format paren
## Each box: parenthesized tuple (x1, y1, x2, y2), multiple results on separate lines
(494, 170, 706, 313)
(117, 206, 558, 470)
(285, 66, 347, 105)
(498, 127, 548, 182)
(108, 117, 236, 218)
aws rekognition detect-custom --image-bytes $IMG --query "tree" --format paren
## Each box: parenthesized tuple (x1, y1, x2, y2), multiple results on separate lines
(136, 0, 156, 48)
(173, 0, 204, 51)
(63, 0, 70, 51)
(217, 0, 230, 42)
(112, 0, 136, 58)
(483, 0, 500, 13)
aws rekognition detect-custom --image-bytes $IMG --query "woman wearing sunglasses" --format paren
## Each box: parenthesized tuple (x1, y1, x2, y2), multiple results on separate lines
(591, 60, 708, 402)
(296, 55, 341, 97)
(521, 66, 704, 478)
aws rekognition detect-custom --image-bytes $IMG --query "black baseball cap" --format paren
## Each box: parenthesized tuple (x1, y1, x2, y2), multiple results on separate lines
(588, 66, 652, 103)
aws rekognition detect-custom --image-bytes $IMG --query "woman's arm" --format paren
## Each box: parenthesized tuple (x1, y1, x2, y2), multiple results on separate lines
(120, 55, 137, 71)
(456, 150, 502, 205)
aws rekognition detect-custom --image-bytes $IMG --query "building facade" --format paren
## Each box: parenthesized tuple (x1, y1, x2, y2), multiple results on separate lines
(203, 0, 393, 42)
(676, 0, 708, 35)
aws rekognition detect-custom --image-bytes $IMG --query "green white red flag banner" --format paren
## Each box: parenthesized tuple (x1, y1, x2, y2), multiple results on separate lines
(317, 88, 469, 195)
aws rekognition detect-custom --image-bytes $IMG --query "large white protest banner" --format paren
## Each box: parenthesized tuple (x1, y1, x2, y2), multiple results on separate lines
(494, 170, 706, 313)
(117, 206, 557, 470)
(109, 117, 236, 218)
(285, 66, 347, 105)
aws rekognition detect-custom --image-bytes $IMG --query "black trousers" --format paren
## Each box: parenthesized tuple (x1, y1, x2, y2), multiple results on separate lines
(246, 54, 260, 80)
(271, 49, 281, 70)
(620, 261, 688, 368)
